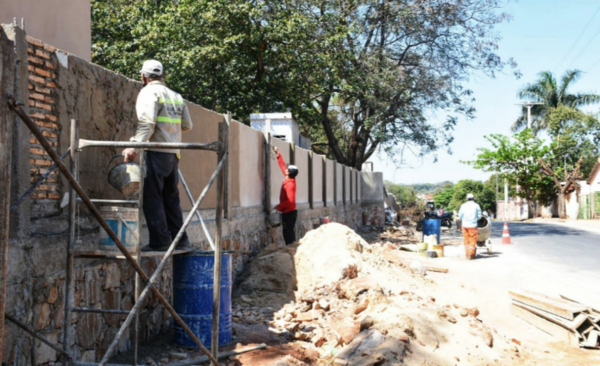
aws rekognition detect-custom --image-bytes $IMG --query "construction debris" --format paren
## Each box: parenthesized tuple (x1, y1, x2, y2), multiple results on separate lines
(510, 289, 600, 349)
(229, 223, 523, 365)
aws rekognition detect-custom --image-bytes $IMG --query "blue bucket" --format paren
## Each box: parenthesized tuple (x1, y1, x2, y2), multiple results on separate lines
(422, 218, 441, 244)
(173, 252, 232, 348)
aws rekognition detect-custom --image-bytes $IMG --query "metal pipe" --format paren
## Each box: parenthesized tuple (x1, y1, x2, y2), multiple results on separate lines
(5, 314, 73, 360)
(178, 170, 215, 250)
(98, 156, 226, 366)
(62, 120, 78, 365)
(133, 150, 145, 366)
(71, 307, 130, 315)
(7, 99, 219, 366)
(211, 121, 228, 364)
(78, 139, 219, 151)
(79, 198, 137, 204)
(10, 148, 70, 213)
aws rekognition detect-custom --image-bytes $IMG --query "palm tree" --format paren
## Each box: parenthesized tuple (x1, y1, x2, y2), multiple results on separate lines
(512, 70, 600, 133)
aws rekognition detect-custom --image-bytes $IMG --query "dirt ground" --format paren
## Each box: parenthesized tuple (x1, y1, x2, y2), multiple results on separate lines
(112, 222, 599, 365)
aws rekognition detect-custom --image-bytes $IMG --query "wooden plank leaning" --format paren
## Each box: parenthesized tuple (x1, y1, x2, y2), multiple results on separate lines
(509, 289, 587, 320)
(510, 303, 579, 347)
(6, 98, 220, 366)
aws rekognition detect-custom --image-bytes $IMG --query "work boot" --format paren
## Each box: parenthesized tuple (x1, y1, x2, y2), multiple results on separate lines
(176, 237, 192, 250)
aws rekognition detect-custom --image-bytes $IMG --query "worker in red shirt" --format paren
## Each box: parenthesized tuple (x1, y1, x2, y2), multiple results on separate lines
(273, 146, 298, 245)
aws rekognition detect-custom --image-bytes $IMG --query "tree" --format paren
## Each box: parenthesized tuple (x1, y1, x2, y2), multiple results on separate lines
(447, 180, 495, 213)
(537, 105, 600, 218)
(433, 183, 454, 210)
(385, 181, 417, 208)
(465, 130, 554, 218)
(92, 0, 517, 170)
(512, 70, 600, 133)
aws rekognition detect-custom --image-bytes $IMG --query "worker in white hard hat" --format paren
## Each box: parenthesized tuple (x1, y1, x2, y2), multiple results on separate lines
(122, 60, 193, 251)
(458, 193, 482, 260)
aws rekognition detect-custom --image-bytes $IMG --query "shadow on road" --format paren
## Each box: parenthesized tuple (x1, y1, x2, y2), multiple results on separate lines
(490, 222, 592, 238)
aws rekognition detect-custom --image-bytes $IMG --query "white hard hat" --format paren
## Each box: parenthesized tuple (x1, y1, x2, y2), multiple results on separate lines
(466, 193, 474, 200)
(140, 60, 163, 76)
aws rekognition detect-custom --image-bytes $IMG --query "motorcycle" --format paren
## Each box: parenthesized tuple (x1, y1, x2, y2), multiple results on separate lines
(416, 211, 453, 231)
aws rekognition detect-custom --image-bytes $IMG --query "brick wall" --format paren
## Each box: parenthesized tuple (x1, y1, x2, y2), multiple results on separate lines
(25, 36, 61, 204)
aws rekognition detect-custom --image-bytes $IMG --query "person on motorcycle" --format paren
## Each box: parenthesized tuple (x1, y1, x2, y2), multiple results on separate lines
(459, 193, 482, 260)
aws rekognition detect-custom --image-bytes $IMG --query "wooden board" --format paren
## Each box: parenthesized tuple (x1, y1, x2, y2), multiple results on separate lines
(383, 249, 448, 273)
(512, 301, 577, 331)
(509, 290, 587, 320)
(560, 294, 600, 314)
(511, 304, 579, 347)
(74, 249, 194, 259)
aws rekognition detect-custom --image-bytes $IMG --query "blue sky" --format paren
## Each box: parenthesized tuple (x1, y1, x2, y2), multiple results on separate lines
(375, 0, 600, 184)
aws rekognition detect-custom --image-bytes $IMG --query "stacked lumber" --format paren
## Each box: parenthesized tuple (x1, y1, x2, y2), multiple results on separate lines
(509, 289, 600, 349)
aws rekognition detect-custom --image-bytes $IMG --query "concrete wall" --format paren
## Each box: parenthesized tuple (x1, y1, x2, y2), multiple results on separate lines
(270, 137, 290, 207)
(310, 152, 324, 208)
(335, 162, 343, 205)
(361, 172, 384, 203)
(232, 122, 264, 208)
(1, 0, 91, 61)
(294, 146, 310, 205)
(325, 158, 334, 205)
(1, 29, 387, 365)
(344, 166, 351, 204)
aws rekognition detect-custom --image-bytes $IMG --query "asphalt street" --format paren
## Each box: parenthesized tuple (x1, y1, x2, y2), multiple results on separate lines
(429, 220, 600, 353)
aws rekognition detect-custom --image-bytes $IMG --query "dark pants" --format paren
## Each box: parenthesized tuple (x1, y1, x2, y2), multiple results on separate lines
(143, 151, 188, 248)
(282, 210, 297, 245)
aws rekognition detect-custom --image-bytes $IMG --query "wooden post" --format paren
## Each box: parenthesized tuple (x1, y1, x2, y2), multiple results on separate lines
(212, 121, 228, 364)
(308, 151, 314, 209)
(0, 27, 15, 363)
(223, 113, 232, 220)
(62, 120, 78, 364)
(263, 132, 272, 214)
(322, 157, 327, 207)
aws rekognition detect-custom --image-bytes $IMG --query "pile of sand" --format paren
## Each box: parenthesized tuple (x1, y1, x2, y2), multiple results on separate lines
(294, 223, 368, 293)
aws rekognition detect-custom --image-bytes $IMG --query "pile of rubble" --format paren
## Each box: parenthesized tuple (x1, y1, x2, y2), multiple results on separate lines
(231, 223, 525, 366)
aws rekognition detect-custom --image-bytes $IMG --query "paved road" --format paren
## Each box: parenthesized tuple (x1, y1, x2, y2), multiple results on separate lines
(427, 220, 600, 361)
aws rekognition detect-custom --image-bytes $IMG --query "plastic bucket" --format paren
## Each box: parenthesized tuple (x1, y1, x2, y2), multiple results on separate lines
(320, 217, 330, 225)
(416, 242, 428, 257)
(432, 244, 444, 258)
(422, 219, 441, 244)
(173, 252, 232, 348)
(98, 206, 138, 252)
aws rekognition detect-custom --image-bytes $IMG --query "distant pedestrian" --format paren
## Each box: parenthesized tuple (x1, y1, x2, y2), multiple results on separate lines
(458, 193, 482, 260)
(272, 146, 298, 245)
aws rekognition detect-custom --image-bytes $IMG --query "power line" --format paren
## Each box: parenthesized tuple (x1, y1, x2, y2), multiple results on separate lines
(554, 5, 600, 71)
(587, 55, 600, 73)
(566, 23, 600, 70)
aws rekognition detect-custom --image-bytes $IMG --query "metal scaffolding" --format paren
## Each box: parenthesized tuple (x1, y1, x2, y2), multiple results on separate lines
(6, 98, 232, 366)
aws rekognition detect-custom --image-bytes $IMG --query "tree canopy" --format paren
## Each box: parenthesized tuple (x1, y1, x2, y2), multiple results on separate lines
(92, 0, 517, 169)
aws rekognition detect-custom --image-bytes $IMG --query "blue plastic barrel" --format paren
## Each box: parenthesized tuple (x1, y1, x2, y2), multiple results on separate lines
(173, 252, 232, 348)
(422, 218, 441, 244)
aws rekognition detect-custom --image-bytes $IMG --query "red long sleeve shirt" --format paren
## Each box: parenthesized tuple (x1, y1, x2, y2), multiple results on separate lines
(275, 153, 297, 213)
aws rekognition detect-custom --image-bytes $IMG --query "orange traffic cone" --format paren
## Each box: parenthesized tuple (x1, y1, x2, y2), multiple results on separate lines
(502, 222, 513, 245)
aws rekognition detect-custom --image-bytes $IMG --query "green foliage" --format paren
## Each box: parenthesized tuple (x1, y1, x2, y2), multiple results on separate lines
(433, 180, 495, 213)
(545, 104, 600, 179)
(433, 183, 454, 210)
(92, 0, 516, 169)
(513, 70, 600, 133)
(464, 130, 555, 208)
(385, 181, 417, 208)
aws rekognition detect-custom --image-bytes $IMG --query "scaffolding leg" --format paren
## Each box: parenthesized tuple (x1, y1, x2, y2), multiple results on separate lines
(62, 119, 78, 364)
(133, 150, 145, 366)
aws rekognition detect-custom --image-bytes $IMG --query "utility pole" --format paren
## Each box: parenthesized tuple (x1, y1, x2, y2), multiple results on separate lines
(516, 101, 544, 129)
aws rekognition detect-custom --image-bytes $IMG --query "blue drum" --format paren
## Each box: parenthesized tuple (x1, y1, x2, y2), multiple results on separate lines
(173, 252, 232, 348)
(422, 218, 441, 244)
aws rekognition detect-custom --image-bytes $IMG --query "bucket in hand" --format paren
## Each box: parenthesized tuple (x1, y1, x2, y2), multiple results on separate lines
(107, 154, 141, 197)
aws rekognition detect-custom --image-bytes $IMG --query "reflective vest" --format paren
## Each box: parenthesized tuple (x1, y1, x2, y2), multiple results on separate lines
(130, 80, 193, 154)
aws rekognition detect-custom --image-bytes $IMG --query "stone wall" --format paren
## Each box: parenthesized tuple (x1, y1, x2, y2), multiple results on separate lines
(1, 26, 386, 365)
